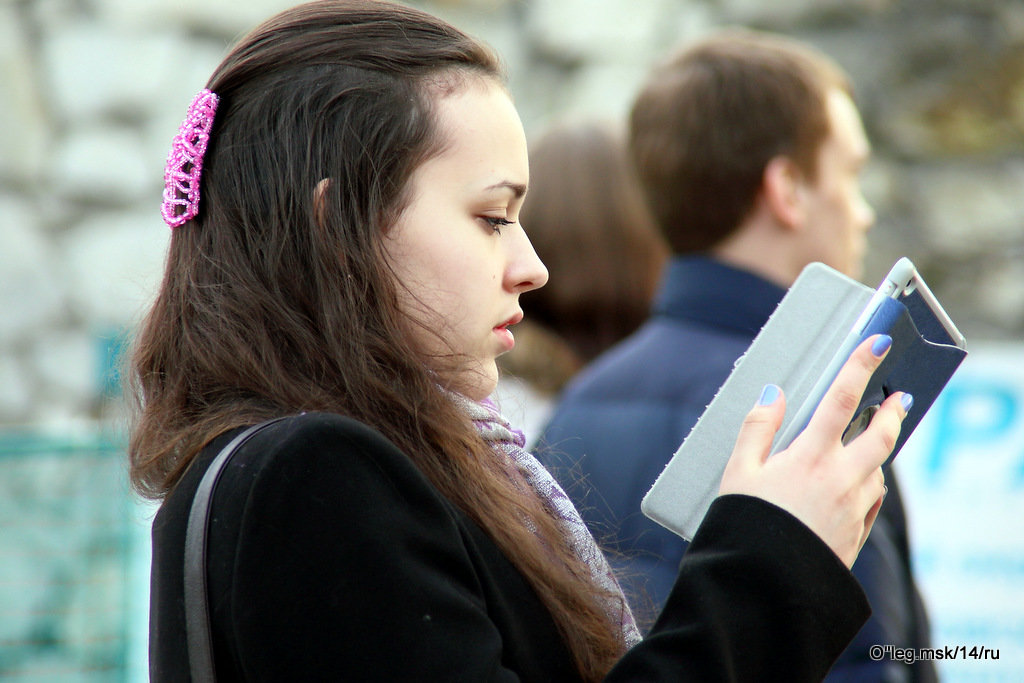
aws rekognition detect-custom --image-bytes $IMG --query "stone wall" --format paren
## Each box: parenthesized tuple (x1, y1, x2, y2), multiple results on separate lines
(2, 0, 1023, 428)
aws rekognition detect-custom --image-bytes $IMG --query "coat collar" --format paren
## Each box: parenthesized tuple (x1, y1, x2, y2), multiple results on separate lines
(651, 255, 788, 338)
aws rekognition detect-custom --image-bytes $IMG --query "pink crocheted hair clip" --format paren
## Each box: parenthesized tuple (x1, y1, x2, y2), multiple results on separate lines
(161, 89, 220, 228)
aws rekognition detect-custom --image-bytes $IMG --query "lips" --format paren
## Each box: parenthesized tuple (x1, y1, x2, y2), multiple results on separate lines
(493, 311, 523, 351)
(497, 311, 524, 330)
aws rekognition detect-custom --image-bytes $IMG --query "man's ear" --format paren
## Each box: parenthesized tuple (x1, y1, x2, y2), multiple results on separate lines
(762, 156, 807, 231)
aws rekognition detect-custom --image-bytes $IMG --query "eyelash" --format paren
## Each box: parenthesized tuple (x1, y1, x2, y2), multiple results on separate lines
(483, 217, 514, 234)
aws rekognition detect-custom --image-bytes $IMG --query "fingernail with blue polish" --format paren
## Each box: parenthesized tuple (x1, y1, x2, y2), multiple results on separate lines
(757, 384, 780, 406)
(900, 393, 914, 412)
(871, 334, 893, 357)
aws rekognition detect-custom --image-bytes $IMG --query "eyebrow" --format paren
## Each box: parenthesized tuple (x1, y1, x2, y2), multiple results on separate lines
(485, 181, 527, 199)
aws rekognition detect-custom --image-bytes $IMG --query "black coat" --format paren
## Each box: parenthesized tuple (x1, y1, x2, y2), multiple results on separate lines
(150, 412, 869, 681)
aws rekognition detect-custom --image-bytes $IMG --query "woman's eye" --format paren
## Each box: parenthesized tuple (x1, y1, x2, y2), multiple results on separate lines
(483, 216, 514, 234)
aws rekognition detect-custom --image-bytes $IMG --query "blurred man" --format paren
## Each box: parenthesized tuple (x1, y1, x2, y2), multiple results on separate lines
(538, 30, 936, 682)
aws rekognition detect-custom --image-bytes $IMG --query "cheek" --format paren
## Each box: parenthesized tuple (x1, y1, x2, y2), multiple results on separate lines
(387, 257, 455, 347)
(391, 238, 454, 299)
(839, 178, 864, 216)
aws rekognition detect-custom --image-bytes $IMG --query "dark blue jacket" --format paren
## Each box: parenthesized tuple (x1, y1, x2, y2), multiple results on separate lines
(538, 255, 937, 682)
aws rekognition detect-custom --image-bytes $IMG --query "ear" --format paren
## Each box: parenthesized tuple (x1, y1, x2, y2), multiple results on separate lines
(762, 156, 807, 232)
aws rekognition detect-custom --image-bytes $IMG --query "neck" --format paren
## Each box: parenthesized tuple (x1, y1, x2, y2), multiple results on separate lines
(709, 222, 803, 289)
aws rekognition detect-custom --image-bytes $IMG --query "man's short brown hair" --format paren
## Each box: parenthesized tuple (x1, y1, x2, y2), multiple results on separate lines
(629, 29, 852, 253)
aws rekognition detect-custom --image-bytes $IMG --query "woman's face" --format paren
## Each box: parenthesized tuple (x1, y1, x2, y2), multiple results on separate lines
(384, 77, 548, 401)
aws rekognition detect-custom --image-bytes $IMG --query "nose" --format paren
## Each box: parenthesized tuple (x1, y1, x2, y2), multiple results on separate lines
(505, 226, 549, 294)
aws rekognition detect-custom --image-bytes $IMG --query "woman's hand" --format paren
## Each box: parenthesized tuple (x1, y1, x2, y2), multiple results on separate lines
(719, 334, 912, 568)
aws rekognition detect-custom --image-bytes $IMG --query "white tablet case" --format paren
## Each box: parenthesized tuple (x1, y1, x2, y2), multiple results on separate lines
(640, 263, 876, 541)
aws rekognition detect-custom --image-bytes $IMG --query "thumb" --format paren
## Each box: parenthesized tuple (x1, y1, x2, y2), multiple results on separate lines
(730, 384, 786, 468)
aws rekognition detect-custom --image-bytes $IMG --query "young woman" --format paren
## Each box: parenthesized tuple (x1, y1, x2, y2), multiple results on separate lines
(132, 2, 910, 680)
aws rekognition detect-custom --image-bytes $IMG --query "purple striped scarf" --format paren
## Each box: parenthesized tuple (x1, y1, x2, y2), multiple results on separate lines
(455, 394, 642, 648)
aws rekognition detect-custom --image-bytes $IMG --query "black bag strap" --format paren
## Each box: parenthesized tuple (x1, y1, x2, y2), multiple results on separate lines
(184, 418, 286, 682)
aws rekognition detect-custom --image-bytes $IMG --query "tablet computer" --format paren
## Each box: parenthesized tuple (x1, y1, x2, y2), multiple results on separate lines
(640, 258, 966, 541)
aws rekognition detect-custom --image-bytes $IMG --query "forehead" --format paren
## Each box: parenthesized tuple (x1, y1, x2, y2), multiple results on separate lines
(823, 89, 869, 160)
(421, 78, 529, 189)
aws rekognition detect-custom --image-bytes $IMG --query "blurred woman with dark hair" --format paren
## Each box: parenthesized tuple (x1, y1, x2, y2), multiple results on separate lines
(496, 121, 668, 441)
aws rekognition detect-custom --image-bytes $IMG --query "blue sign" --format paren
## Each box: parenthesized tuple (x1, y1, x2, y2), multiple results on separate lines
(896, 343, 1024, 681)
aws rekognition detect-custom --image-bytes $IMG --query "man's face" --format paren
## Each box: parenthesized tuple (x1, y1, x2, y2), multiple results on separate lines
(799, 89, 875, 280)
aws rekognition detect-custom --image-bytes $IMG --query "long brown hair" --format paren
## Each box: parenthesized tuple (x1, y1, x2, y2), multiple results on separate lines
(630, 29, 852, 253)
(129, 1, 625, 678)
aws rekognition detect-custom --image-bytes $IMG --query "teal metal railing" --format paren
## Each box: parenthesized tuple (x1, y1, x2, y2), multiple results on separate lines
(0, 431, 148, 682)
